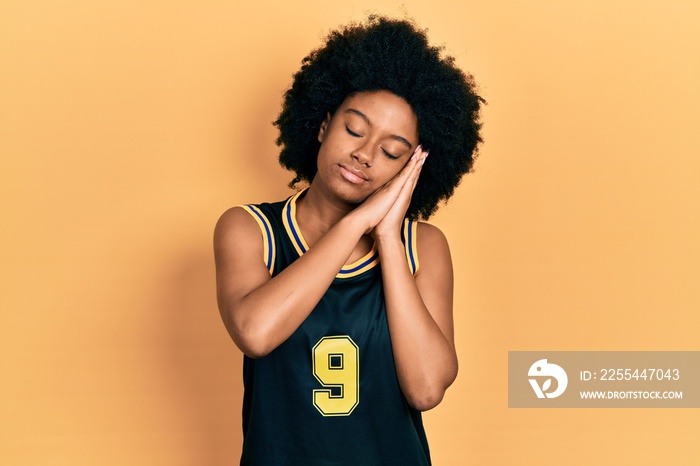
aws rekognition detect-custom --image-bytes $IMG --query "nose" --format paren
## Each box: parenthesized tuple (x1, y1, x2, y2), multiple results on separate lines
(352, 142, 374, 167)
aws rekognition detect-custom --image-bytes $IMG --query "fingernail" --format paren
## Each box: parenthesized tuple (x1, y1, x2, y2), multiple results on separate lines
(411, 145, 422, 161)
(420, 151, 429, 165)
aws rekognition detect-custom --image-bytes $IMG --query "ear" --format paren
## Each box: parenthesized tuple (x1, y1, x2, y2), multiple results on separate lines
(317, 112, 332, 143)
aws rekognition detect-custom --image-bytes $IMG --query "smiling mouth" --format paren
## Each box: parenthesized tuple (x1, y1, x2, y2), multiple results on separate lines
(338, 164, 368, 184)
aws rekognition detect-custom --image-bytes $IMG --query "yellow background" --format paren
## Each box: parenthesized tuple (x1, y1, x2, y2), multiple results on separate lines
(2, 1, 698, 464)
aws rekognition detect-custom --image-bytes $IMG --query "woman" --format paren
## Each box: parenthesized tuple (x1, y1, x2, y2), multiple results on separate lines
(214, 16, 483, 465)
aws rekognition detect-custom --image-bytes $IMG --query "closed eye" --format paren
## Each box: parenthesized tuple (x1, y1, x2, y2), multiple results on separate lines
(345, 126, 362, 137)
(382, 148, 399, 160)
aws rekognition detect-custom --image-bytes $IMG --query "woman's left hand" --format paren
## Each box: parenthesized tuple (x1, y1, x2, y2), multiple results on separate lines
(371, 145, 428, 241)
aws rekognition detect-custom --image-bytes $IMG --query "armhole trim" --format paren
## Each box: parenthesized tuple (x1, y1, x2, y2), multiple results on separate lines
(402, 219, 419, 275)
(240, 205, 275, 275)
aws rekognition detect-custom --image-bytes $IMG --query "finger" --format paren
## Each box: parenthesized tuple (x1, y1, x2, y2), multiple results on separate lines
(400, 144, 423, 178)
(403, 145, 425, 180)
(381, 145, 423, 194)
(407, 149, 428, 187)
(408, 150, 428, 193)
(396, 149, 428, 203)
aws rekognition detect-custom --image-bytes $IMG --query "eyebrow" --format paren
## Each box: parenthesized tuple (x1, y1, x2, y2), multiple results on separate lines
(344, 108, 414, 149)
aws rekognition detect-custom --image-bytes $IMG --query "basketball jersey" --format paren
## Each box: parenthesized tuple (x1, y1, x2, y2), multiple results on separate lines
(238, 190, 430, 466)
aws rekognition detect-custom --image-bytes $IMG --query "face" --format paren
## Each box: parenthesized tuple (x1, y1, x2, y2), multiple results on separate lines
(314, 90, 419, 204)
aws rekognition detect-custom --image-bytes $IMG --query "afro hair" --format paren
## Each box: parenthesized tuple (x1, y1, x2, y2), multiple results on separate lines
(274, 15, 484, 220)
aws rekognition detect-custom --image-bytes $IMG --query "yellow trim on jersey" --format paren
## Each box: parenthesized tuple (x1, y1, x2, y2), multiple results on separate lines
(282, 191, 309, 257)
(336, 244, 379, 279)
(282, 189, 379, 279)
(402, 219, 420, 275)
(240, 204, 276, 275)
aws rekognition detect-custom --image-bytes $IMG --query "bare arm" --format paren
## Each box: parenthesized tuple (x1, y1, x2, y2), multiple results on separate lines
(371, 149, 458, 411)
(376, 223, 457, 411)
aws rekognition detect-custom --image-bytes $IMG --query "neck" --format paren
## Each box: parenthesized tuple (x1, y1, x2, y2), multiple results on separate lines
(295, 178, 361, 247)
(294, 178, 375, 262)
(300, 183, 352, 225)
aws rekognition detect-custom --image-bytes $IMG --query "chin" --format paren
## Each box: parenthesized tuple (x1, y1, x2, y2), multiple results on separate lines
(316, 168, 376, 206)
(331, 182, 373, 206)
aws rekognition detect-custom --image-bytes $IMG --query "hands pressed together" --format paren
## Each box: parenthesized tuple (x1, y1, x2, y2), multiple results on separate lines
(355, 145, 429, 238)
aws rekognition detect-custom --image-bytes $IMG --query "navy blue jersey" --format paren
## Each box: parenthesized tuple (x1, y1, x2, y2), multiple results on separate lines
(238, 190, 429, 466)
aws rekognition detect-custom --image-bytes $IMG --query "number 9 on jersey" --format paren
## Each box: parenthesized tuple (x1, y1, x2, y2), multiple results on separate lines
(312, 336, 360, 416)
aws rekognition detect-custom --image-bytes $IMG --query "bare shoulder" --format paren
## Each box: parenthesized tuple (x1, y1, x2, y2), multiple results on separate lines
(415, 222, 451, 256)
(213, 205, 269, 277)
(214, 206, 261, 249)
(415, 221, 448, 243)
(214, 205, 271, 304)
(414, 221, 453, 279)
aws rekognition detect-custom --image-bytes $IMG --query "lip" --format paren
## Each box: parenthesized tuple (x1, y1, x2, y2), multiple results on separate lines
(338, 164, 368, 184)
